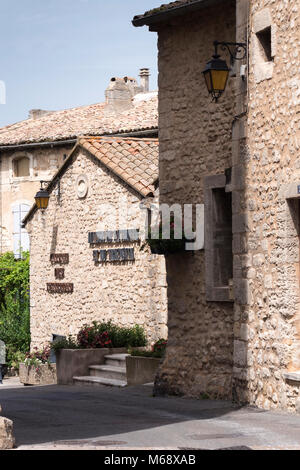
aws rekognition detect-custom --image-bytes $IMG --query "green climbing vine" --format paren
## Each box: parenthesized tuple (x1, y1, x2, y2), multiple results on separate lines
(0, 252, 30, 368)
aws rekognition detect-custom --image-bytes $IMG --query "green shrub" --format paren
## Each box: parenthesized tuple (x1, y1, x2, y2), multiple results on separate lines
(109, 324, 147, 348)
(51, 335, 79, 352)
(0, 252, 30, 361)
(6, 345, 26, 370)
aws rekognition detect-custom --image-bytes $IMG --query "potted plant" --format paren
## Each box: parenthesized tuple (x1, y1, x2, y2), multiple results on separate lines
(19, 346, 57, 386)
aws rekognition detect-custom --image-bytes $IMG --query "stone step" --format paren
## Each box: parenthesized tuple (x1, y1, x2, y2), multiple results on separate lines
(104, 353, 129, 367)
(73, 376, 127, 388)
(89, 365, 127, 381)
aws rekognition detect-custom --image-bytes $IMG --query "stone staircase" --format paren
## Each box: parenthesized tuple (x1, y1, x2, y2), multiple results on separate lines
(73, 354, 128, 387)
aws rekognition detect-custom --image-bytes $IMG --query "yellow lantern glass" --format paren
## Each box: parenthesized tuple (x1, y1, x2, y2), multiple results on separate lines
(35, 187, 50, 210)
(210, 69, 229, 93)
(202, 55, 230, 101)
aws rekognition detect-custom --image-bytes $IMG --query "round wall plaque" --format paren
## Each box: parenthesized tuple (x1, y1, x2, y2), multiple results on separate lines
(77, 174, 89, 199)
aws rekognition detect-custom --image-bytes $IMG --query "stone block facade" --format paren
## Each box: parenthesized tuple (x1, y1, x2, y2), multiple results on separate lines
(232, 0, 300, 411)
(153, 1, 237, 399)
(135, 0, 300, 411)
(0, 145, 69, 254)
(26, 145, 167, 349)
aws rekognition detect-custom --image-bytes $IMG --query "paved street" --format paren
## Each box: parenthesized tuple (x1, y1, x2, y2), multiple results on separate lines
(1, 378, 300, 450)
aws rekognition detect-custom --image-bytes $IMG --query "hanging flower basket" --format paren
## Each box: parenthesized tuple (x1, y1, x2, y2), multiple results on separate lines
(147, 217, 189, 255)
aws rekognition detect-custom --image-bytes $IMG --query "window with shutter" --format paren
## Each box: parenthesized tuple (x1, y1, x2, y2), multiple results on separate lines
(204, 174, 233, 302)
(12, 204, 30, 259)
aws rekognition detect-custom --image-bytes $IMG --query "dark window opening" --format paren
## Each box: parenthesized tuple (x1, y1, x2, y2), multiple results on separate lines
(204, 174, 233, 302)
(212, 189, 233, 287)
(257, 27, 273, 62)
(13, 157, 30, 178)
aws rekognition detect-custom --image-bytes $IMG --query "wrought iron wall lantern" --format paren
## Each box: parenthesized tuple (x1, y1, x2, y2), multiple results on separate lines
(203, 41, 247, 102)
(35, 180, 50, 210)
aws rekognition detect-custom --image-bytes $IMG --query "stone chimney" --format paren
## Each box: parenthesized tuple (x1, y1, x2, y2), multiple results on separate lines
(28, 109, 53, 120)
(139, 68, 150, 93)
(104, 69, 151, 114)
(105, 76, 141, 114)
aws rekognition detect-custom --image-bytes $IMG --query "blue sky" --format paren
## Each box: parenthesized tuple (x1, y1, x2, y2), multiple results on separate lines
(0, 0, 159, 127)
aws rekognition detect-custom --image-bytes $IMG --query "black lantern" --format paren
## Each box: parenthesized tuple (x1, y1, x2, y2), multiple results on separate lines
(203, 41, 247, 102)
(35, 181, 50, 210)
(202, 55, 230, 102)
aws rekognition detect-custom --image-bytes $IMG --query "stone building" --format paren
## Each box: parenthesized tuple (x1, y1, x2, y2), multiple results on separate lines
(133, 0, 300, 411)
(0, 70, 157, 258)
(23, 136, 167, 349)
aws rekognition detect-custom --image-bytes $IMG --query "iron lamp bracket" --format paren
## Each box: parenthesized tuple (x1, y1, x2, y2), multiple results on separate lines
(213, 41, 247, 65)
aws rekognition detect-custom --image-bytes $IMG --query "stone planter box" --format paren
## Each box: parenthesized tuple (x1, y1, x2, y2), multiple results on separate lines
(19, 363, 57, 386)
(56, 348, 128, 385)
(126, 356, 161, 386)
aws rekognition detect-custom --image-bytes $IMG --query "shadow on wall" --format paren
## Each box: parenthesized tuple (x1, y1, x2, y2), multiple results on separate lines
(153, 249, 235, 401)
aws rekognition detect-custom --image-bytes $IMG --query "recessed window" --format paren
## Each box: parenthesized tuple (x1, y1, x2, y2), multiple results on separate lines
(212, 188, 233, 287)
(257, 27, 273, 62)
(253, 8, 276, 83)
(12, 203, 30, 259)
(13, 157, 30, 178)
(204, 174, 233, 302)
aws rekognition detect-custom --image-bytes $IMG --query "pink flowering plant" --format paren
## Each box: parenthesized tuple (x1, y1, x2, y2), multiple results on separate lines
(24, 345, 51, 372)
(152, 338, 168, 357)
(50, 321, 147, 351)
(130, 338, 168, 359)
(77, 326, 112, 349)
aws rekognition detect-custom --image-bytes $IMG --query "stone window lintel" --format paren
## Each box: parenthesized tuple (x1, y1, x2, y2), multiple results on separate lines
(283, 372, 300, 383)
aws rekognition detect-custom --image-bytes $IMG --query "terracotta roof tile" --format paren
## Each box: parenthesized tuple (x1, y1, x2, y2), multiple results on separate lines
(80, 136, 159, 197)
(0, 93, 158, 146)
(133, 0, 226, 26)
(133, 0, 200, 22)
(23, 135, 159, 227)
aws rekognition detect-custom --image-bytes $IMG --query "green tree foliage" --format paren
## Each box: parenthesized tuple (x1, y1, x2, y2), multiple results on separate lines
(0, 252, 30, 364)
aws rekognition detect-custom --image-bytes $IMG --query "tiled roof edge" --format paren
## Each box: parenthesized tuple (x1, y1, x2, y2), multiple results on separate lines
(132, 0, 223, 27)
(79, 139, 154, 198)
(22, 137, 157, 227)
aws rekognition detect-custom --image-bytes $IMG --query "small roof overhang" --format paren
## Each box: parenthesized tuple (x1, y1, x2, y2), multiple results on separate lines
(132, 0, 226, 29)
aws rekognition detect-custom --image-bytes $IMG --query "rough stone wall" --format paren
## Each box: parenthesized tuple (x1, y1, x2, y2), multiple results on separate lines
(27, 147, 167, 349)
(154, 1, 236, 399)
(233, 0, 300, 411)
(0, 145, 70, 253)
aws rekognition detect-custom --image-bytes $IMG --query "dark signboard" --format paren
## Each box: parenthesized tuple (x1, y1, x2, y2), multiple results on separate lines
(93, 248, 135, 263)
(50, 253, 69, 264)
(55, 268, 65, 280)
(88, 229, 140, 244)
(47, 283, 74, 294)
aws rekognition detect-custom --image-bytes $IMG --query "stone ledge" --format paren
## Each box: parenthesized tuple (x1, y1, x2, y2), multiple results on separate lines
(284, 372, 300, 383)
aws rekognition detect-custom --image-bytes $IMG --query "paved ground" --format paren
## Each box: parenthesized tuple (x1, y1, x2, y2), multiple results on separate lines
(1, 377, 300, 450)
